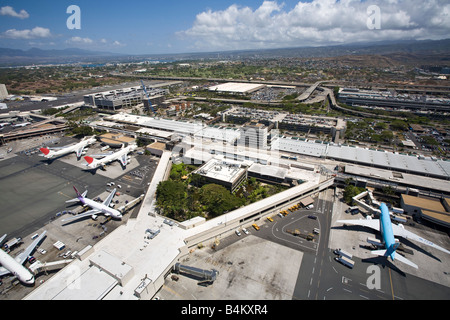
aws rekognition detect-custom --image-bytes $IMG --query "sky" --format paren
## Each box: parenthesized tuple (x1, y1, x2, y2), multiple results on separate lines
(0, 0, 449, 55)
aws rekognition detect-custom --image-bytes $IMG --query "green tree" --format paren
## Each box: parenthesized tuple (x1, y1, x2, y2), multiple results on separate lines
(200, 184, 244, 217)
(390, 120, 408, 131)
(71, 125, 93, 137)
(343, 182, 365, 205)
(156, 180, 187, 218)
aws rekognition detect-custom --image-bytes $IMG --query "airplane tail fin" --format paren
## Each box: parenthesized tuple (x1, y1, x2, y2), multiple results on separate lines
(73, 186, 83, 199)
(66, 189, 87, 203)
(84, 156, 94, 165)
(40, 147, 50, 155)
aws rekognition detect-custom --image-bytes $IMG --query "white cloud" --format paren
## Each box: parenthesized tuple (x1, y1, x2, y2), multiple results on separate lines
(112, 40, 125, 47)
(179, 0, 450, 51)
(66, 36, 93, 44)
(0, 6, 29, 19)
(2, 27, 51, 39)
(65, 37, 126, 48)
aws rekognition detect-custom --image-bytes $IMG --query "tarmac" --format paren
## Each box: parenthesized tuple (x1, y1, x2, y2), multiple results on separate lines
(157, 187, 450, 300)
(0, 133, 158, 299)
(329, 190, 450, 288)
(158, 235, 303, 300)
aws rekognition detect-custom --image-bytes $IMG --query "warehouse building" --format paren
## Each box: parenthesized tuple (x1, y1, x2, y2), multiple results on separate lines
(208, 82, 266, 94)
(84, 86, 167, 111)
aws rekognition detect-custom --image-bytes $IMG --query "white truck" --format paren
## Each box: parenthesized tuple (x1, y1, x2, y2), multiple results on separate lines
(335, 255, 355, 269)
(333, 248, 353, 260)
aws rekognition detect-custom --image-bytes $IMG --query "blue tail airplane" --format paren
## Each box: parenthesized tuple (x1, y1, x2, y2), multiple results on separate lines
(337, 203, 450, 269)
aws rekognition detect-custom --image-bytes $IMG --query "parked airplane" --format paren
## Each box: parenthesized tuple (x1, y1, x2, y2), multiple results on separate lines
(0, 231, 46, 285)
(12, 122, 30, 128)
(40, 136, 96, 160)
(61, 186, 122, 223)
(337, 203, 450, 269)
(83, 143, 136, 170)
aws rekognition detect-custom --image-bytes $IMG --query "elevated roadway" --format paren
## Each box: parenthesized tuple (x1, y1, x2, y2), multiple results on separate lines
(296, 81, 325, 102)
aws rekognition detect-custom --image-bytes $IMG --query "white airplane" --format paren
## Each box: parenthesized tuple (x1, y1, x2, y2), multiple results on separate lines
(337, 203, 450, 269)
(12, 122, 30, 128)
(0, 122, 10, 127)
(0, 231, 47, 285)
(40, 136, 96, 160)
(61, 186, 122, 223)
(83, 143, 136, 170)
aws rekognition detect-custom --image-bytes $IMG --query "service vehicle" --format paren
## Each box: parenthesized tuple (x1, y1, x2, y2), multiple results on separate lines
(333, 248, 353, 260)
(335, 255, 355, 268)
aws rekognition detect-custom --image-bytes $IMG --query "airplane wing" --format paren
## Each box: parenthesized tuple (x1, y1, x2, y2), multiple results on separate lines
(102, 188, 117, 207)
(15, 231, 47, 265)
(336, 219, 380, 232)
(87, 152, 114, 159)
(0, 266, 11, 277)
(46, 146, 68, 150)
(61, 209, 101, 223)
(391, 224, 450, 255)
(0, 234, 6, 244)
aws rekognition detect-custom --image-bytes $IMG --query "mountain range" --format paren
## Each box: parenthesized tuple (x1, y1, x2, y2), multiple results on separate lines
(1, 39, 450, 66)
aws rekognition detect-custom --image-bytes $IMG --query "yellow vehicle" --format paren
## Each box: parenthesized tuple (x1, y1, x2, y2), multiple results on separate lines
(252, 223, 260, 231)
(267, 216, 274, 222)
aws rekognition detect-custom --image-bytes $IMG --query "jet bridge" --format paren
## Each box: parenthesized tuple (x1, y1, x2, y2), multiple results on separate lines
(117, 194, 144, 214)
(173, 262, 218, 285)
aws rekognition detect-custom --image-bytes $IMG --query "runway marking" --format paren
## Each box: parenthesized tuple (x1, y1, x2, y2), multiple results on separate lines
(388, 268, 395, 300)
(58, 191, 72, 199)
(162, 285, 183, 298)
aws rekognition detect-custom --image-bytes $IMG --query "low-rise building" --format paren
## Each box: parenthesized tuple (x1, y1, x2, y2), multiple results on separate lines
(400, 194, 450, 228)
(193, 157, 248, 192)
